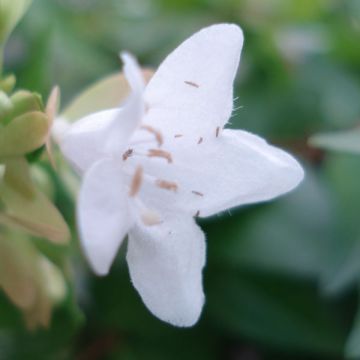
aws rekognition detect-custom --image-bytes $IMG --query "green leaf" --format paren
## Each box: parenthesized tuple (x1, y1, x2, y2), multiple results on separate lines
(309, 129, 360, 155)
(0, 157, 70, 244)
(0, 0, 32, 45)
(346, 295, 360, 358)
(205, 168, 337, 279)
(62, 70, 153, 121)
(0, 111, 48, 157)
(319, 155, 360, 294)
(206, 269, 346, 355)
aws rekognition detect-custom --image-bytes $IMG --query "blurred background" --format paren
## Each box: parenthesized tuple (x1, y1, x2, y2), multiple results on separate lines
(2, 0, 360, 359)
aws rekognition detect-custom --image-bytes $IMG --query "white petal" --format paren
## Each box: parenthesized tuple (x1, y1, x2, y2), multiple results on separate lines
(59, 109, 120, 173)
(127, 214, 206, 327)
(121, 52, 145, 95)
(78, 158, 134, 275)
(144, 23, 243, 139)
(137, 129, 304, 217)
(59, 54, 145, 172)
(103, 53, 145, 155)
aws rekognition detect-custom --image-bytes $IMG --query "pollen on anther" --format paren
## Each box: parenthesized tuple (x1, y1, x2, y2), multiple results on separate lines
(122, 148, 133, 161)
(141, 125, 163, 146)
(129, 166, 143, 197)
(184, 80, 199, 88)
(148, 149, 173, 163)
(156, 179, 178, 192)
(216, 127, 220, 137)
(197, 137, 203, 144)
(192, 190, 204, 197)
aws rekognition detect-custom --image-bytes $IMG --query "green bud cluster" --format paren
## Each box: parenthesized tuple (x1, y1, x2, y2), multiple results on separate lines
(0, 87, 48, 160)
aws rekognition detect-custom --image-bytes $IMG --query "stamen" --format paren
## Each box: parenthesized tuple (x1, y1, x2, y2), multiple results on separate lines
(197, 137, 203, 144)
(155, 179, 178, 192)
(195, 210, 200, 217)
(174, 134, 183, 138)
(192, 190, 204, 197)
(129, 166, 143, 197)
(148, 149, 173, 163)
(141, 125, 163, 146)
(184, 80, 200, 88)
(122, 148, 133, 161)
(216, 127, 220, 137)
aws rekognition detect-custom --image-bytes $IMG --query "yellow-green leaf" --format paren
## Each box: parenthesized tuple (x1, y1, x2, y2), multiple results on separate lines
(0, 73, 16, 93)
(0, 111, 48, 157)
(0, 231, 37, 310)
(0, 157, 70, 244)
(0, 0, 32, 45)
(62, 69, 153, 121)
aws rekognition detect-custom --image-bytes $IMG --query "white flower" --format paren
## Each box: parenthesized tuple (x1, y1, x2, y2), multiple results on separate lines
(55, 24, 304, 327)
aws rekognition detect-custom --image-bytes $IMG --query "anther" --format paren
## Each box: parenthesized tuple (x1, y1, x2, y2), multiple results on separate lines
(195, 210, 200, 217)
(129, 166, 143, 197)
(197, 137, 203, 144)
(174, 134, 183, 138)
(141, 125, 163, 146)
(122, 148, 133, 161)
(216, 127, 220, 137)
(192, 190, 204, 197)
(148, 149, 173, 163)
(184, 80, 200, 88)
(155, 180, 178, 192)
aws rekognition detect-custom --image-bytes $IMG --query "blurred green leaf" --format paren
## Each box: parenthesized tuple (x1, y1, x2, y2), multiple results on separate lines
(310, 129, 360, 155)
(0, 73, 15, 93)
(62, 69, 153, 121)
(205, 168, 336, 279)
(0, 0, 32, 44)
(206, 269, 347, 355)
(346, 296, 360, 359)
(319, 154, 360, 294)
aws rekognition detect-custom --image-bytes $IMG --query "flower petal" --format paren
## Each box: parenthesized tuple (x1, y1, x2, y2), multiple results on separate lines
(105, 53, 145, 155)
(78, 158, 134, 275)
(57, 109, 120, 173)
(58, 54, 146, 172)
(127, 214, 206, 327)
(137, 129, 304, 217)
(121, 52, 145, 95)
(144, 23, 243, 139)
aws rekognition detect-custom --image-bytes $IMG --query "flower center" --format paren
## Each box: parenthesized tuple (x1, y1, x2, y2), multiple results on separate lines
(120, 124, 178, 226)
(121, 122, 215, 225)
